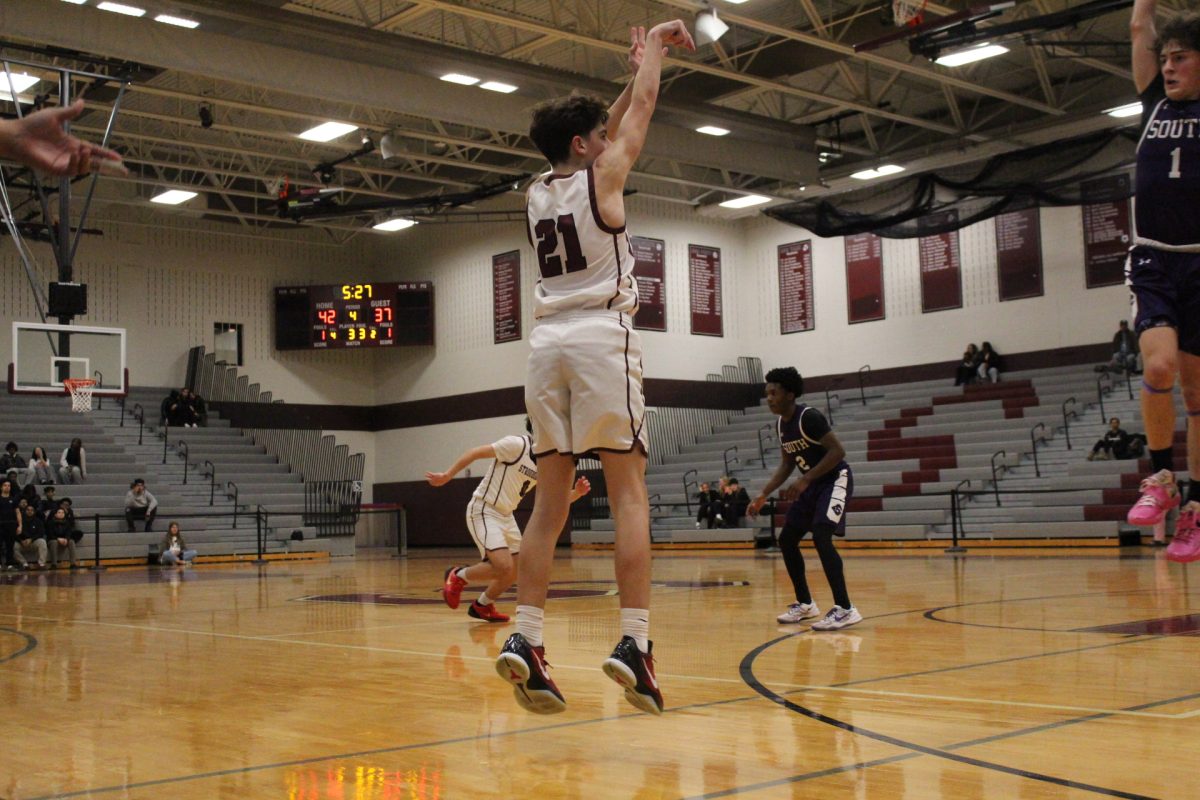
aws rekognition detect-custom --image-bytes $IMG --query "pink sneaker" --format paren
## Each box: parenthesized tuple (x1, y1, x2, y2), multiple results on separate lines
(1167, 503, 1200, 563)
(1126, 470, 1180, 526)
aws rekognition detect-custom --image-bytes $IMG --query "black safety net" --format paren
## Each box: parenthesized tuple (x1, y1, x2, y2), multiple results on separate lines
(765, 128, 1138, 239)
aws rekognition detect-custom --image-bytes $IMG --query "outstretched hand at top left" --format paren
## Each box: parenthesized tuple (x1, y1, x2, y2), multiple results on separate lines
(0, 100, 128, 178)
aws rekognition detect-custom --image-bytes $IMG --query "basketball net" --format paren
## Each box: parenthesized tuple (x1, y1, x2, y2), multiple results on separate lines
(63, 378, 96, 414)
(892, 0, 927, 27)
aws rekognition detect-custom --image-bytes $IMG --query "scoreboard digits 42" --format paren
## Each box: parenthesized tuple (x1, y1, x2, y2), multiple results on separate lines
(275, 283, 434, 350)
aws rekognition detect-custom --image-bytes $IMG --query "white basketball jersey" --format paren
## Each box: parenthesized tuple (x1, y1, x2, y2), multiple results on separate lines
(525, 167, 638, 318)
(471, 434, 538, 516)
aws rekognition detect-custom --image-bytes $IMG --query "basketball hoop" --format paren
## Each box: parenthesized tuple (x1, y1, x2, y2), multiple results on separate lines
(892, 0, 927, 27)
(63, 378, 97, 414)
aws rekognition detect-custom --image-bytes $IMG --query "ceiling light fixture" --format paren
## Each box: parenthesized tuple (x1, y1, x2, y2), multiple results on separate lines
(480, 81, 518, 94)
(851, 164, 905, 180)
(696, 125, 731, 136)
(934, 43, 1009, 67)
(154, 13, 200, 28)
(151, 189, 198, 205)
(297, 122, 358, 142)
(96, 2, 146, 16)
(373, 217, 417, 232)
(440, 73, 480, 86)
(719, 194, 769, 209)
(0, 73, 39, 102)
(60, 0, 89, 4)
(1105, 102, 1142, 118)
(695, 6, 729, 46)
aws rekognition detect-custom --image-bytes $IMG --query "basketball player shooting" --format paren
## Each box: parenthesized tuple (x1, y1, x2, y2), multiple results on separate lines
(1124, 0, 1200, 560)
(493, 20, 694, 716)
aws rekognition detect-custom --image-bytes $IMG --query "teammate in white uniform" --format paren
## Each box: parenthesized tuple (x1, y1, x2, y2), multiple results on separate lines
(427, 426, 590, 622)
(494, 21, 695, 717)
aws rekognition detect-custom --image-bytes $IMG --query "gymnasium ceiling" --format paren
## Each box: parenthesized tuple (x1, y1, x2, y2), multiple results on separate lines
(0, 0, 1182, 242)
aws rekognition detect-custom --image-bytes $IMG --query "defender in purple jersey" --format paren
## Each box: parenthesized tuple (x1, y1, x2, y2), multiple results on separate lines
(1127, 0, 1200, 559)
(747, 367, 862, 631)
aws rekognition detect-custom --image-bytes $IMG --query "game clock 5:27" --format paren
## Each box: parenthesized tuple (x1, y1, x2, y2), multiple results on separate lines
(274, 282, 434, 350)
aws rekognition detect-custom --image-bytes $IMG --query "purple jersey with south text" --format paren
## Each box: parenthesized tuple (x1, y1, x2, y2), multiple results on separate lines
(777, 404, 847, 480)
(1136, 74, 1200, 247)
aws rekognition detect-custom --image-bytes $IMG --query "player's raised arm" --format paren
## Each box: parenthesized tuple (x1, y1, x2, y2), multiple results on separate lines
(605, 27, 649, 144)
(425, 444, 496, 487)
(1131, 0, 1160, 94)
(593, 20, 694, 193)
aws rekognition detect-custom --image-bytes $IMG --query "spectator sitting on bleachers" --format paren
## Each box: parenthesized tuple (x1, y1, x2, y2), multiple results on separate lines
(19, 482, 39, 509)
(1089, 418, 1129, 461)
(1110, 320, 1140, 374)
(954, 344, 979, 386)
(694, 481, 721, 529)
(14, 504, 46, 570)
(46, 506, 80, 569)
(38, 485, 60, 520)
(58, 438, 87, 484)
(977, 341, 1003, 384)
(28, 446, 55, 485)
(0, 442, 30, 486)
(58, 497, 83, 544)
(159, 522, 197, 567)
(184, 388, 207, 427)
(723, 478, 751, 527)
(124, 478, 158, 532)
(160, 389, 179, 427)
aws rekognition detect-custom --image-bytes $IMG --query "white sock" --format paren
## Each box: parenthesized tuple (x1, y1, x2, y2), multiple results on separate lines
(516, 605, 544, 647)
(620, 607, 650, 653)
(455, 567, 468, 581)
(477, 591, 492, 606)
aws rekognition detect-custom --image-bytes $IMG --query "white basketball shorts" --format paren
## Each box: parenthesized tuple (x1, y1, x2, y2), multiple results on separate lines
(525, 310, 649, 458)
(466, 500, 522, 556)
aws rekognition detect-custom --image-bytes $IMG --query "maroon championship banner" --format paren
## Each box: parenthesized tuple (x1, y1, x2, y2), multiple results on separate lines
(630, 236, 667, 331)
(918, 210, 963, 313)
(492, 250, 521, 344)
(688, 244, 723, 336)
(995, 207, 1044, 301)
(1081, 174, 1132, 288)
(778, 240, 815, 334)
(844, 232, 884, 323)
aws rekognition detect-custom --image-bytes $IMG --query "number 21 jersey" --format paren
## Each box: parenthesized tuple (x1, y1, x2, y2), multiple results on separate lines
(525, 167, 638, 318)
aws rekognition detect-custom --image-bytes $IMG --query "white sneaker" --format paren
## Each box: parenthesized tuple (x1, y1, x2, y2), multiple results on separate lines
(811, 606, 863, 631)
(776, 602, 820, 624)
(695, 521, 702, 529)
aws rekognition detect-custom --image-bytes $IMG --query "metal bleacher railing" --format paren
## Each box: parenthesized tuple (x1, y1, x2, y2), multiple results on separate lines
(185, 346, 364, 536)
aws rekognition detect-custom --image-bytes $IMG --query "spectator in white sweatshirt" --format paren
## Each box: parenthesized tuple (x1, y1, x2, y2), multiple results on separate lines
(124, 478, 158, 533)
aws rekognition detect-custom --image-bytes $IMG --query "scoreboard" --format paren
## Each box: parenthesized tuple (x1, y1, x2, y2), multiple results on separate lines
(274, 282, 435, 350)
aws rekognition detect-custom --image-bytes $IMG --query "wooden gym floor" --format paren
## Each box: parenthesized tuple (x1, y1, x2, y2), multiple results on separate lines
(0, 545, 1195, 799)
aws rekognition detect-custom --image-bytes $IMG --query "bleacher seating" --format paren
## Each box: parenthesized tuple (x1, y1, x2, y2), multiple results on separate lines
(0, 385, 339, 562)
(576, 361, 1189, 545)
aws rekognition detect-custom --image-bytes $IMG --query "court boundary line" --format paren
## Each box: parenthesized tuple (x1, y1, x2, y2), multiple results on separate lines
(0, 626, 36, 664)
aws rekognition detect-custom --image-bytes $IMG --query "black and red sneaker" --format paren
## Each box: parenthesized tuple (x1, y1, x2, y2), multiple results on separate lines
(468, 600, 510, 623)
(602, 636, 664, 715)
(441, 565, 468, 610)
(495, 632, 566, 714)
